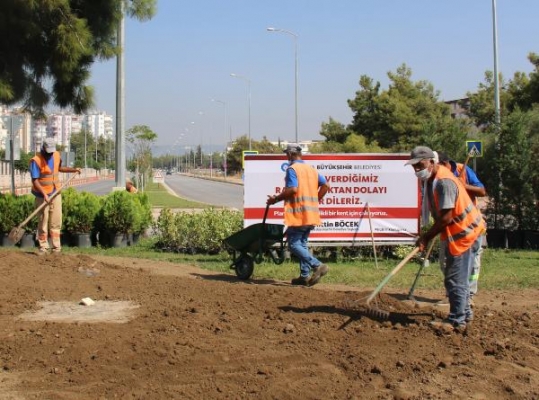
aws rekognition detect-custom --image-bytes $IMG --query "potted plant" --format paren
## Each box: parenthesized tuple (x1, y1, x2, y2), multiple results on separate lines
(130, 192, 153, 245)
(15, 195, 38, 248)
(61, 187, 78, 246)
(63, 190, 101, 247)
(99, 190, 140, 247)
(0, 192, 18, 246)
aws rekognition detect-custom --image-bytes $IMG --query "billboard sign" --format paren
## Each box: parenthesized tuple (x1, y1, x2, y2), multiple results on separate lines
(244, 154, 420, 244)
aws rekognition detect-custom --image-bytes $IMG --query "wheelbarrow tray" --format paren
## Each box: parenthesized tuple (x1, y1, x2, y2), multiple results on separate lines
(224, 222, 285, 254)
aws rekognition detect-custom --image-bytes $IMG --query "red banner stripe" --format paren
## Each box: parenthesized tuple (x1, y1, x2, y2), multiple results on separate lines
(308, 232, 415, 238)
(244, 207, 420, 219)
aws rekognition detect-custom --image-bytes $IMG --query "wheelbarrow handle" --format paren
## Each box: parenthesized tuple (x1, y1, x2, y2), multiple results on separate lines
(262, 203, 270, 226)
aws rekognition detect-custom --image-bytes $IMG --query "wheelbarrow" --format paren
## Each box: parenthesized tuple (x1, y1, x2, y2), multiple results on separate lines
(224, 204, 286, 280)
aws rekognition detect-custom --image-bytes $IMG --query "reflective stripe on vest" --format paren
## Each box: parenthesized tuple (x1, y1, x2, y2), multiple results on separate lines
(432, 166, 483, 256)
(31, 152, 60, 194)
(284, 163, 321, 227)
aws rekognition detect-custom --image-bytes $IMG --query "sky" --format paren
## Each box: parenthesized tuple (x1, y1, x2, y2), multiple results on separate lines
(88, 0, 539, 154)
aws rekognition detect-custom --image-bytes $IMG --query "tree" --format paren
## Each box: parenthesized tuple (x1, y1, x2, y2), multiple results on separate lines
(225, 136, 281, 174)
(319, 117, 351, 144)
(466, 71, 511, 128)
(347, 64, 457, 151)
(0, 0, 156, 116)
(126, 125, 158, 187)
(491, 108, 539, 230)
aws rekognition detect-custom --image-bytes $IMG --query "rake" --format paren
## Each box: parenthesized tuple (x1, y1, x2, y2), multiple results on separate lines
(364, 246, 420, 319)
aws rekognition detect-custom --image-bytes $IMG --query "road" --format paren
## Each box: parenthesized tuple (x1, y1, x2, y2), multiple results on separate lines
(164, 174, 243, 210)
(74, 174, 244, 210)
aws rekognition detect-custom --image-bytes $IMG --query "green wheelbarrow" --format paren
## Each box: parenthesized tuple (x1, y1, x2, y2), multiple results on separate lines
(224, 204, 286, 280)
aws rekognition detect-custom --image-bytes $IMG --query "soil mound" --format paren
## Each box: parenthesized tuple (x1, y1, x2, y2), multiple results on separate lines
(0, 250, 537, 399)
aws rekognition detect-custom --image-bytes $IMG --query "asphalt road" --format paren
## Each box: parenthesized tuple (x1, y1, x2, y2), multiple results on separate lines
(74, 174, 244, 210)
(164, 174, 243, 210)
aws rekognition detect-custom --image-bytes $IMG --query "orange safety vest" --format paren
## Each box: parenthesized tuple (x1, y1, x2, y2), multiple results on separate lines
(284, 162, 321, 227)
(430, 166, 484, 256)
(30, 152, 60, 195)
(453, 162, 476, 204)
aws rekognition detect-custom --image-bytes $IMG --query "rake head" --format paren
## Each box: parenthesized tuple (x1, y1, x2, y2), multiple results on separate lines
(343, 296, 391, 320)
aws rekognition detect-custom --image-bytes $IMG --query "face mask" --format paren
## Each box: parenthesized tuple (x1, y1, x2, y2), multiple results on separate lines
(415, 167, 431, 181)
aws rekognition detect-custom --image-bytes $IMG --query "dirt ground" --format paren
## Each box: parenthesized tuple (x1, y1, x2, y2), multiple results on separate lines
(0, 250, 538, 400)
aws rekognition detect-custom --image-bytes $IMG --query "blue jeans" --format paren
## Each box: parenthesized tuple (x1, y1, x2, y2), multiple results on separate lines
(444, 238, 481, 325)
(286, 226, 321, 278)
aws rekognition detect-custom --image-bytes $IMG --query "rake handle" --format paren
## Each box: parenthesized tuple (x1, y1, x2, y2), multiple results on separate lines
(366, 246, 420, 306)
(407, 240, 436, 299)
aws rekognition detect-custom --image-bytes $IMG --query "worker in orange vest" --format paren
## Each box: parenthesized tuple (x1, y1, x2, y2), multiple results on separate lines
(267, 144, 330, 286)
(30, 137, 80, 255)
(438, 152, 487, 304)
(406, 146, 484, 333)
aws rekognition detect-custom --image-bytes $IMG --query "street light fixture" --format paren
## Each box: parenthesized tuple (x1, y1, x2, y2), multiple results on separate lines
(211, 98, 228, 179)
(267, 26, 299, 143)
(230, 73, 252, 150)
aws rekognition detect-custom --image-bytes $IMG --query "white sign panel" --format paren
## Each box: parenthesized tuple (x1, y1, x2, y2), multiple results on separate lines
(244, 154, 420, 244)
(153, 170, 164, 184)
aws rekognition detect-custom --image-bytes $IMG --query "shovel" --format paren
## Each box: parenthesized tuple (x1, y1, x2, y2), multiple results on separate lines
(8, 173, 78, 244)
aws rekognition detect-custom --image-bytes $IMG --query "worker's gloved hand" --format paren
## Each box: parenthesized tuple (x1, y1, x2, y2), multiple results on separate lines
(415, 236, 427, 252)
(266, 195, 277, 205)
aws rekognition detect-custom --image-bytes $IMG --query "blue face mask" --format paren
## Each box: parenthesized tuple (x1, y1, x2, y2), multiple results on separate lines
(415, 167, 431, 181)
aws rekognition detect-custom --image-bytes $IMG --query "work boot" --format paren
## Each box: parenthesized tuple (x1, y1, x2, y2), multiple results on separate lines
(309, 264, 329, 287)
(290, 276, 310, 286)
(37, 248, 49, 256)
(430, 319, 467, 334)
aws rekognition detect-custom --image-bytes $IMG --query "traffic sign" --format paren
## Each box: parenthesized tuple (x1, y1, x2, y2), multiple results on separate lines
(466, 140, 483, 158)
(153, 170, 164, 184)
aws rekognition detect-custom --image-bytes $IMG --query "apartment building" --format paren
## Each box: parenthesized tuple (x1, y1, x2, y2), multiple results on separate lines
(1, 107, 114, 154)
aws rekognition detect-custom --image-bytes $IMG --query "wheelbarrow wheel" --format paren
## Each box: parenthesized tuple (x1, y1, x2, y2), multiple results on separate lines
(234, 255, 254, 280)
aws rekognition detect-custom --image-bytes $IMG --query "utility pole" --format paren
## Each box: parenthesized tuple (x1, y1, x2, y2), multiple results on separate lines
(115, 2, 126, 189)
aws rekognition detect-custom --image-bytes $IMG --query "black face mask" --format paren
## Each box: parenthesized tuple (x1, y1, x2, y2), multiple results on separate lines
(41, 149, 53, 159)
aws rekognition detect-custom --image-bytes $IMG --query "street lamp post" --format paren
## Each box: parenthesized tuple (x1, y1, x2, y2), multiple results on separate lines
(492, 0, 501, 128)
(115, 1, 126, 189)
(267, 27, 299, 143)
(230, 73, 252, 150)
(211, 98, 228, 179)
(84, 130, 87, 169)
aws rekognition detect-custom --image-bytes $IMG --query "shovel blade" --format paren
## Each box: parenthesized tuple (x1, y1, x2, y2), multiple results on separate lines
(8, 227, 24, 244)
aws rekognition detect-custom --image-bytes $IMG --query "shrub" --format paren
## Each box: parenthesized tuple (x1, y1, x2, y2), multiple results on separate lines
(132, 192, 153, 235)
(99, 190, 140, 234)
(63, 191, 101, 233)
(16, 195, 38, 234)
(0, 193, 19, 233)
(154, 207, 243, 254)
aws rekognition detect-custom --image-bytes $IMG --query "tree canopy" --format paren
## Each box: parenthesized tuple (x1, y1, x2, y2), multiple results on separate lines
(0, 0, 156, 116)
(344, 64, 469, 157)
